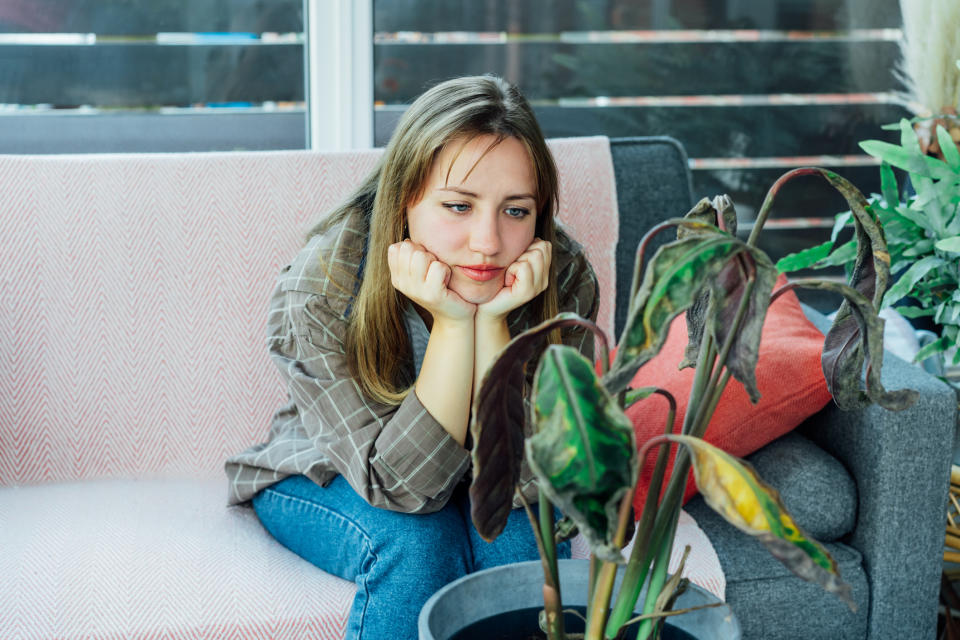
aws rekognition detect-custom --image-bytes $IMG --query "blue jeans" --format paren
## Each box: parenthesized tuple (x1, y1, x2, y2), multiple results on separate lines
(252, 475, 569, 640)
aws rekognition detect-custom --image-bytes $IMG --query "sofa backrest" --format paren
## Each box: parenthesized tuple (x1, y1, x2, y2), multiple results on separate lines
(0, 137, 619, 485)
(609, 137, 694, 335)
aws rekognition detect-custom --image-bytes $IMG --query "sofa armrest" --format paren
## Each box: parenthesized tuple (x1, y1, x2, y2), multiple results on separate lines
(802, 307, 957, 639)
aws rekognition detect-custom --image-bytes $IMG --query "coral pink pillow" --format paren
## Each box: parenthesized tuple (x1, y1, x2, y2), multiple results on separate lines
(625, 276, 831, 515)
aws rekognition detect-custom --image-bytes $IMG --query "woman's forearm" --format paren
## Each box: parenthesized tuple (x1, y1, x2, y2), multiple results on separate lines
(474, 315, 511, 402)
(415, 318, 476, 446)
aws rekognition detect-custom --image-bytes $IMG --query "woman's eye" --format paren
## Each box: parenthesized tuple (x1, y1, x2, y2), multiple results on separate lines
(505, 207, 530, 219)
(443, 202, 470, 213)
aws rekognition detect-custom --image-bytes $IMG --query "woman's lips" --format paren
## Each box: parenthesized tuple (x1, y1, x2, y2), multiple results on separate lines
(458, 265, 504, 282)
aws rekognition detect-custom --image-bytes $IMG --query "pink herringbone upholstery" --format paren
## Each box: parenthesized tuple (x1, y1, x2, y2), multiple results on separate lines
(1, 479, 356, 638)
(0, 139, 617, 485)
(2, 139, 667, 639)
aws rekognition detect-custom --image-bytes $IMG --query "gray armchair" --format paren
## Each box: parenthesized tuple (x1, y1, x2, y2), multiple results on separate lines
(608, 136, 957, 639)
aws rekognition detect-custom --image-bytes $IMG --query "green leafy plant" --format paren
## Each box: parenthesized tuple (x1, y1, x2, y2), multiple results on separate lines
(468, 170, 917, 640)
(778, 118, 960, 371)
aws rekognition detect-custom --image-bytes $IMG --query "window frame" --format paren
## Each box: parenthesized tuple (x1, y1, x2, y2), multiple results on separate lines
(304, 0, 374, 150)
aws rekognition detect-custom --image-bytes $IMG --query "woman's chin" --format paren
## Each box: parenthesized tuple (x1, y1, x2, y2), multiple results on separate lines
(451, 281, 502, 305)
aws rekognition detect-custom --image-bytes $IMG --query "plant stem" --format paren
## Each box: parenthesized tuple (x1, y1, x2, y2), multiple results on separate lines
(519, 489, 565, 640)
(539, 489, 565, 639)
(605, 455, 687, 638)
(633, 511, 680, 640)
(584, 491, 634, 639)
(604, 394, 676, 637)
(747, 168, 820, 247)
(681, 332, 717, 435)
(630, 220, 685, 305)
(687, 276, 755, 437)
(588, 554, 599, 604)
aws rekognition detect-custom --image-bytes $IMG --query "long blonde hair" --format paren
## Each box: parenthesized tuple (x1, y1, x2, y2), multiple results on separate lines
(313, 75, 560, 405)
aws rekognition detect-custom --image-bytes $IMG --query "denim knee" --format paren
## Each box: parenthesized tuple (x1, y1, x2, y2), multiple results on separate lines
(252, 475, 474, 640)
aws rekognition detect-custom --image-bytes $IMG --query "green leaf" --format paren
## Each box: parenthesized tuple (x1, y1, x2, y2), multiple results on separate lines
(469, 312, 603, 542)
(937, 125, 960, 171)
(933, 301, 953, 324)
(669, 434, 856, 611)
(882, 115, 946, 130)
(527, 345, 637, 563)
(859, 139, 956, 183)
(895, 305, 936, 319)
(831, 210, 853, 242)
(879, 162, 899, 210)
(948, 203, 960, 237)
(935, 236, 960, 253)
(945, 303, 960, 325)
(916, 335, 949, 362)
(912, 176, 957, 227)
(902, 238, 935, 257)
(624, 386, 657, 409)
(777, 240, 834, 273)
(606, 221, 746, 393)
(816, 239, 858, 268)
(895, 202, 938, 233)
(882, 256, 946, 308)
(784, 279, 918, 411)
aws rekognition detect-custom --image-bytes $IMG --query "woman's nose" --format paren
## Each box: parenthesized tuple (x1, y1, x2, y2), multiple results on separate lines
(468, 210, 501, 255)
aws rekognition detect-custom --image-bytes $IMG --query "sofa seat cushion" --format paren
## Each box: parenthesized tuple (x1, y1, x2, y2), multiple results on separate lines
(0, 478, 354, 639)
(744, 431, 857, 542)
(684, 495, 869, 640)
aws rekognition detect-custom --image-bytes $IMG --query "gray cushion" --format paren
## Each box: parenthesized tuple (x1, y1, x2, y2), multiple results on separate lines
(687, 477, 868, 639)
(744, 431, 857, 542)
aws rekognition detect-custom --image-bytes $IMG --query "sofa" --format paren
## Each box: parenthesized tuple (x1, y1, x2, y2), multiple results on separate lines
(1, 136, 955, 639)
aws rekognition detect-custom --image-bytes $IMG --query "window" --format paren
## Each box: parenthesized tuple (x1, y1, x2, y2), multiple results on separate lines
(371, 0, 910, 279)
(0, 0, 306, 153)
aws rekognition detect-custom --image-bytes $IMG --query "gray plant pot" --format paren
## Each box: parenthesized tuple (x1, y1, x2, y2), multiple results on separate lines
(419, 559, 741, 640)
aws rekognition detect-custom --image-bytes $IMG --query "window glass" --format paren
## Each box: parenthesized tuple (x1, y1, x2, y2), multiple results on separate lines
(373, 0, 909, 282)
(0, 0, 306, 153)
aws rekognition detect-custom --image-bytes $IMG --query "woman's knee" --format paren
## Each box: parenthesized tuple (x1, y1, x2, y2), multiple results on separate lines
(253, 475, 472, 585)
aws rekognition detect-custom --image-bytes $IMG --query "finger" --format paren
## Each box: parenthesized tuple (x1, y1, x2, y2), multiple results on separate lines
(410, 248, 433, 282)
(511, 262, 534, 291)
(387, 243, 399, 276)
(521, 246, 546, 274)
(425, 260, 450, 292)
(504, 263, 519, 287)
(404, 239, 437, 262)
(394, 239, 413, 270)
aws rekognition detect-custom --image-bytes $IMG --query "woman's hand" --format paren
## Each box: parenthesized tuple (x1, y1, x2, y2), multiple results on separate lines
(388, 240, 477, 323)
(476, 238, 552, 322)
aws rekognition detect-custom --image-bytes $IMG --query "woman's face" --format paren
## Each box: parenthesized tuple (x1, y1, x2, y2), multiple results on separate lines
(406, 134, 539, 305)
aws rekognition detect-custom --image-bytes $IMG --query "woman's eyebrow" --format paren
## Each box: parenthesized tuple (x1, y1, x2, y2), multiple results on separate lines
(435, 187, 478, 197)
(435, 187, 535, 201)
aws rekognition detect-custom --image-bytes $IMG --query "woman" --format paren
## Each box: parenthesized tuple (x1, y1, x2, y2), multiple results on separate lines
(225, 75, 599, 639)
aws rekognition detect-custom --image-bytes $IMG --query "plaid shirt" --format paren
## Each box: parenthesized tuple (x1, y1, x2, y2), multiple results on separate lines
(225, 210, 599, 512)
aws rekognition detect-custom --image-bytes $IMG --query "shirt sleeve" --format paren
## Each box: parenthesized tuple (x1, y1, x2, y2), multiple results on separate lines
(274, 288, 471, 514)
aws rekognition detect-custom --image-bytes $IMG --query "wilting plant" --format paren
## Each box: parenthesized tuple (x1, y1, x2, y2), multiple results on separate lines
(779, 118, 960, 374)
(468, 169, 918, 640)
